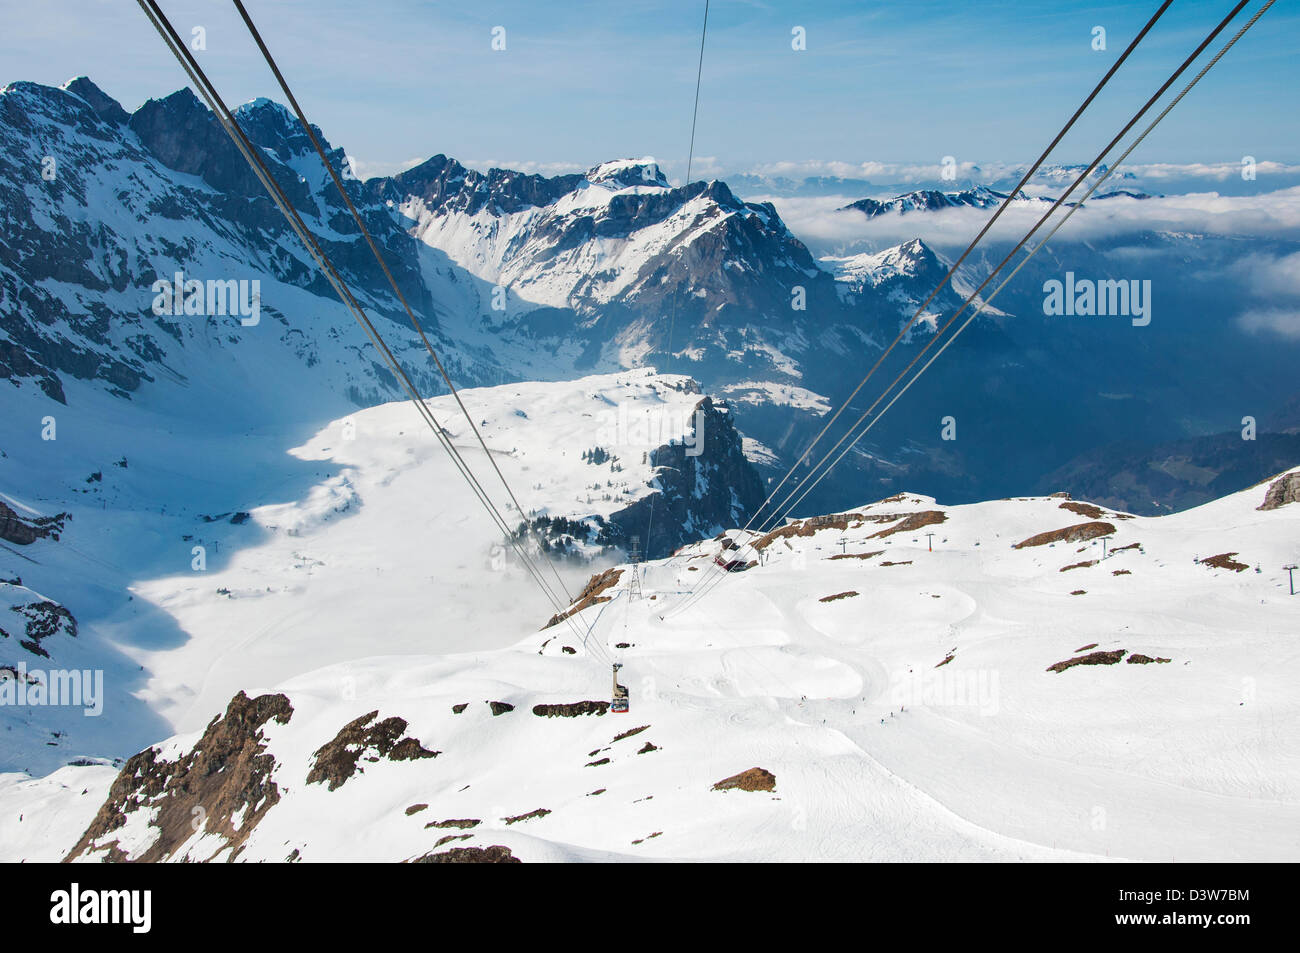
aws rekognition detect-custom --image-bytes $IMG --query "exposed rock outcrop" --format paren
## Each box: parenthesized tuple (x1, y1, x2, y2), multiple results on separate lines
(712, 767, 776, 792)
(1013, 521, 1116, 549)
(0, 501, 69, 545)
(65, 691, 294, 862)
(412, 845, 520, 863)
(306, 710, 438, 791)
(532, 701, 609, 718)
(1259, 471, 1300, 510)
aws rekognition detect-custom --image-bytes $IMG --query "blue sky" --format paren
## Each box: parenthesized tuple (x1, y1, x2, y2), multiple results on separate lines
(4, 0, 1297, 179)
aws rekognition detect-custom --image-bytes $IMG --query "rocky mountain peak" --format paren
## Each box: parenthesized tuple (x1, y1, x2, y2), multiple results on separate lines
(62, 76, 129, 126)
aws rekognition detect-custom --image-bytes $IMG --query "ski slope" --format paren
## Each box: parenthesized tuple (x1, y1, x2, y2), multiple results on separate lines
(8, 468, 1297, 862)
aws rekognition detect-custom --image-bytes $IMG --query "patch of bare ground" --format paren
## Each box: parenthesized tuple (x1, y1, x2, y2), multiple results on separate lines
(1059, 501, 1107, 519)
(65, 691, 293, 862)
(687, 565, 698, 571)
(829, 550, 884, 561)
(1128, 654, 1172, 665)
(1113, 542, 1141, 552)
(434, 834, 472, 848)
(631, 832, 663, 845)
(545, 568, 623, 628)
(1047, 650, 1127, 673)
(868, 510, 948, 539)
(306, 710, 439, 792)
(880, 560, 912, 567)
(1258, 471, 1300, 510)
(819, 590, 858, 602)
(412, 845, 520, 863)
(637, 741, 659, 754)
(613, 724, 650, 743)
(488, 701, 515, 716)
(425, 818, 480, 830)
(936, 652, 955, 668)
(1060, 560, 1098, 572)
(712, 767, 776, 792)
(587, 789, 606, 797)
(502, 808, 551, 825)
(1075, 643, 1098, 652)
(586, 757, 610, 767)
(1113, 569, 1131, 576)
(1013, 521, 1116, 549)
(1070, 589, 1087, 595)
(405, 804, 427, 816)
(451, 703, 468, 714)
(1202, 552, 1248, 572)
(531, 701, 608, 717)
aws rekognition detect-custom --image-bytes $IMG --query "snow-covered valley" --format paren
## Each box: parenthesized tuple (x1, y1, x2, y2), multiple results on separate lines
(5, 381, 1297, 861)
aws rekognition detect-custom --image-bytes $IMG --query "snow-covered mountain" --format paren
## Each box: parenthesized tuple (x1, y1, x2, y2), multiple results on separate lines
(8, 468, 1298, 862)
(838, 183, 1150, 220)
(820, 238, 1002, 335)
(385, 152, 852, 378)
(5, 75, 1299, 528)
(839, 185, 1028, 218)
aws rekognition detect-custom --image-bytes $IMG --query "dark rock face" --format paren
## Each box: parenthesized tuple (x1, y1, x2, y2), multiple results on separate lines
(520, 390, 766, 561)
(604, 396, 765, 559)
(1047, 650, 1127, 673)
(1259, 471, 1300, 510)
(3, 599, 78, 659)
(412, 844, 521, 863)
(64, 77, 129, 126)
(532, 701, 609, 717)
(0, 501, 68, 545)
(306, 709, 439, 791)
(65, 691, 294, 862)
(129, 89, 300, 203)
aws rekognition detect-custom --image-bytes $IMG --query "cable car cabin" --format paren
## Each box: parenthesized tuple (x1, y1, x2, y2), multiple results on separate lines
(611, 663, 630, 713)
(713, 535, 750, 572)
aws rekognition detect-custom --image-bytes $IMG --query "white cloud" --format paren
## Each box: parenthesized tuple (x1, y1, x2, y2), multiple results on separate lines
(763, 186, 1300, 257)
(1238, 308, 1300, 340)
(1226, 251, 1300, 341)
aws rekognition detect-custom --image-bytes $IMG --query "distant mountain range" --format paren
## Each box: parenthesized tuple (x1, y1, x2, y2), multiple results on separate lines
(3, 76, 1299, 522)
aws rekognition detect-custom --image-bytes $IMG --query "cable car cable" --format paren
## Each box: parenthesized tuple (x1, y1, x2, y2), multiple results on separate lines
(744, 0, 1176, 533)
(669, 0, 1254, 619)
(136, 0, 595, 653)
